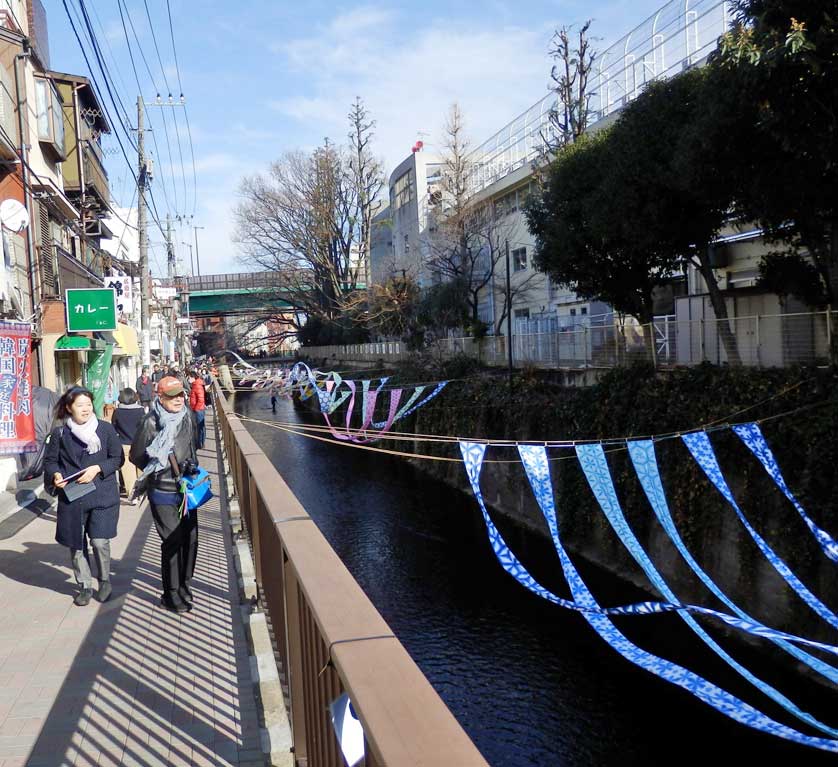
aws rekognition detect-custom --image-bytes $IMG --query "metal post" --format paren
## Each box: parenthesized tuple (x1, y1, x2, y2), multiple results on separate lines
(138, 96, 151, 366)
(755, 314, 761, 367)
(505, 239, 513, 389)
(166, 214, 175, 278)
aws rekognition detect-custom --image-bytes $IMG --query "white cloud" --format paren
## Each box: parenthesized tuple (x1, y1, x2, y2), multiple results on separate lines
(272, 14, 555, 175)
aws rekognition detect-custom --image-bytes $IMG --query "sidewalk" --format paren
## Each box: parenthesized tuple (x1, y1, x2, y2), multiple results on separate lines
(0, 414, 266, 766)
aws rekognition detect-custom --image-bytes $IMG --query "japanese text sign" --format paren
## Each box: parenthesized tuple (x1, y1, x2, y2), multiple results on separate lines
(104, 273, 133, 316)
(65, 288, 118, 332)
(0, 322, 35, 455)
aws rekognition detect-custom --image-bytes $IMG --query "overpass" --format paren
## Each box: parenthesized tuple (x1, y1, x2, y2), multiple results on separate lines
(167, 272, 364, 316)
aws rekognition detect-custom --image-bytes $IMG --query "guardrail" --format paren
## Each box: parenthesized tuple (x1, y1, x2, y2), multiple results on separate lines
(213, 382, 487, 767)
(295, 310, 837, 370)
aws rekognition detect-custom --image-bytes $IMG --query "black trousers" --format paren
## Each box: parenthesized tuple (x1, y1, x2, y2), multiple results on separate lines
(149, 501, 198, 598)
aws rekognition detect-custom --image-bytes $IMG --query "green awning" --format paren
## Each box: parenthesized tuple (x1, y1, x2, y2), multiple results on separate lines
(55, 335, 105, 351)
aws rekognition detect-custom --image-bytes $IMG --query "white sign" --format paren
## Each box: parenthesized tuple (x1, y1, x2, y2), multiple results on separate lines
(329, 694, 364, 767)
(175, 317, 191, 325)
(105, 272, 133, 316)
(155, 286, 177, 300)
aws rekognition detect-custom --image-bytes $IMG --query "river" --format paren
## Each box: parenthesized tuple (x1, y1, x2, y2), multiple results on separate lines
(235, 392, 837, 766)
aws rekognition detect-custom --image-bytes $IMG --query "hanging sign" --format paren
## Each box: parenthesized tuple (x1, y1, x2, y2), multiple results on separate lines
(66, 288, 118, 332)
(86, 343, 114, 418)
(104, 272, 133, 316)
(0, 321, 35, 455)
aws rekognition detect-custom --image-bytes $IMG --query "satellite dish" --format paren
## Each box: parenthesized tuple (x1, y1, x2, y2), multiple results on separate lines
(0, 200, 29, 233)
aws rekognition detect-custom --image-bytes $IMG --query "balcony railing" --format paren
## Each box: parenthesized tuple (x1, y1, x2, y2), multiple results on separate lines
(213, 383, 488, 766)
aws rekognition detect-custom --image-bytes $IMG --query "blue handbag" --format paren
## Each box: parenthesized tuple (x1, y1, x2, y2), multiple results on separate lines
(180, 466, 213, 510)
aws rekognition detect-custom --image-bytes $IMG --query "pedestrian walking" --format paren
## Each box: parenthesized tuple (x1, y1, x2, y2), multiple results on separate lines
(136, 366, 154, 410)
(151, 363, 164, 392)
(111, 388, 145, 504)
(43, 386, 124, 606)
(188, 370, 206, 449)
(130, 376, 199, 613)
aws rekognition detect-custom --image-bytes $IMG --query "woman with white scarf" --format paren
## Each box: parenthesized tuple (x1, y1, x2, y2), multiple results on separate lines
(43, 386, 124, 606)
(129, 376, 198, 614)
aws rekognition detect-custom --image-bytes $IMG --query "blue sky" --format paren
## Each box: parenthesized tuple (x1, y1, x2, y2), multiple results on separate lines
(44, 0, 667, 276)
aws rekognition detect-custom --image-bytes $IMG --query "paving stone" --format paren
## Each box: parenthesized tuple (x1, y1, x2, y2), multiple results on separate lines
(0, 419, 262, 766)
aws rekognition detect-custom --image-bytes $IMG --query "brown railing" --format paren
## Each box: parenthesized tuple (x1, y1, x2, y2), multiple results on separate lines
(213, 383, 487, 767)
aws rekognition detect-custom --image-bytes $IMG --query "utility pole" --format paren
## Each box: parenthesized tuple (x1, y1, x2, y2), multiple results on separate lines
(137, 96, 151, 367)
(166, 214, 175, 278)
(193, 225, 204, 277)
(505, 239, 513, 390)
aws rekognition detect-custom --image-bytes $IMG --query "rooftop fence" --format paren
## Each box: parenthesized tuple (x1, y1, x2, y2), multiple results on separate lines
(466, 0, 732, 195)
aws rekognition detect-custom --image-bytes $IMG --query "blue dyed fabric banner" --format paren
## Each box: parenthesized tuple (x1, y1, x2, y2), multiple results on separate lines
(628, 438, 838, 687)
(460, 441, 838, 751)
(733, 423, 838, 564)
(579, 441, 838, 736)
(682, 431, 838, 631)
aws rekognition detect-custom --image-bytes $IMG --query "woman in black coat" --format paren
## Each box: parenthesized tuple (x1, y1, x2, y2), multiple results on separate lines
(111, 387, 145, 503)
(43, 386, 124, 606)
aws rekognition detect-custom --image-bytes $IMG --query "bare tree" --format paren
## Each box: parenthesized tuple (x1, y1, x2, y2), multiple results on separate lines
(426, 104, 527, 333)
(537, 21, 598, 159)
(348, 97, 385, 286)
(234, 101, 385, 343)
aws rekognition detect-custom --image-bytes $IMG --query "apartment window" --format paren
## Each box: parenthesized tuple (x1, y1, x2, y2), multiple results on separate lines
(580, 307, 588, 315)
(393, 169, 414, 210)
(495, 189, 518, 217)
(514, 308, 530, 320)
(34, 78, 66, 158)
(512, 247, 527, 272)
(570, 308, 577, 316)
(403, 234, 410, 254)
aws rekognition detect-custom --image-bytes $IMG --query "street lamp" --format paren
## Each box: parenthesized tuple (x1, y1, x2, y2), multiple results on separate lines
(193, 225, 205, 277)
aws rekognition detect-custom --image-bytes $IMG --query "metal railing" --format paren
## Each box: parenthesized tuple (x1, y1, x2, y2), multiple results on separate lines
(295, 311, 837, 370)
(213, 384, 487, 767)
(466, 0, 732, 195)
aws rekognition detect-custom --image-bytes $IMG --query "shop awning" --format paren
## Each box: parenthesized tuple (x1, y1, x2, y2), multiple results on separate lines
(55, 334, 105, 351)
(111, 323, 140, 357)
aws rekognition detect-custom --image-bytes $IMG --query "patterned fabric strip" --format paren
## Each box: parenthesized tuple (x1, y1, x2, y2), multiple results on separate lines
(578, 442, 838, 736)
(511, 443, 838, 752)
(733, 423, 838, 564)
(682, 432, 838, 631)
(628, 439, 838, 686)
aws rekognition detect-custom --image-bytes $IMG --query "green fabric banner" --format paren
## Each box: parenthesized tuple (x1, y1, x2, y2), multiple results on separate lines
(86, 344, 114, 417)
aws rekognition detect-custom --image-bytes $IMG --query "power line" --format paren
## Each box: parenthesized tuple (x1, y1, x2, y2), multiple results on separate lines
(117, 0, 182, 216)
(165, 0, 198, 215)
(139, 0, 189, 214)
(115, 0, 180, 216)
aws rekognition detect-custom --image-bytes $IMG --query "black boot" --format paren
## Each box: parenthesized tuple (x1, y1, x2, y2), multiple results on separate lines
(160, 592, 191, 613)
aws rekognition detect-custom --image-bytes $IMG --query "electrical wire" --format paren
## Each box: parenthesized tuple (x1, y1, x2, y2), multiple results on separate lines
(164, 0, 197, 215)
(117, 0, 177, 218)
(139, 0, 189, 215)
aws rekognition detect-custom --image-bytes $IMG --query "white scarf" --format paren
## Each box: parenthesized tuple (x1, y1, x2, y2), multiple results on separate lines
(67, 415, 101, 454)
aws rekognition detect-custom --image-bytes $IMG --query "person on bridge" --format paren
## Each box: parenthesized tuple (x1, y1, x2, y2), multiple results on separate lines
(130, 376, 199, 614)
(188, 370, 206, 450)
(43, 386, 124, 607)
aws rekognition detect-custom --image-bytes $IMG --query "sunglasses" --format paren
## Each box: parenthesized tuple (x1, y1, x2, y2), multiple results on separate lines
(162, 392, 185, 399)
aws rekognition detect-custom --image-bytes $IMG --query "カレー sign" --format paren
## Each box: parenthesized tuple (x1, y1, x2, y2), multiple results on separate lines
(66, 288, 118, 332)
(0, 321, 35, 455)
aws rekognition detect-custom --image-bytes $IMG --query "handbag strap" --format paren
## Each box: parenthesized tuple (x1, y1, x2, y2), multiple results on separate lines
(168, 452, 181, 480)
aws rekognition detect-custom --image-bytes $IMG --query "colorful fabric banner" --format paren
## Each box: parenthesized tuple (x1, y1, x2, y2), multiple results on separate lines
(733, 422, 838, 564)
(86, 343, 114, 418)
(682, 431, 838, 631)
(578, 442, 838, 735)
(460, 441, 838, 751)
(628, 438, 838, 686)
(0, 321, 35, 455)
